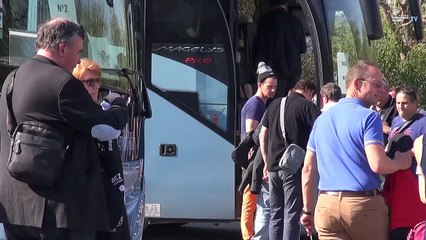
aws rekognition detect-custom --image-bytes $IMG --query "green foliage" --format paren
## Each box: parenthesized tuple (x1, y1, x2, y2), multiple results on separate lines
(376, 17, 426, 107)
(376, 23, 404, 84)
(301, 37, 315, 82)
(239, 0, 255, 21)
(399, 44, 426, 103)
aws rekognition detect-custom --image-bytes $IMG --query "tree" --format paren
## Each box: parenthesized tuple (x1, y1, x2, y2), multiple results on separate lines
(377, 0, 426, 107)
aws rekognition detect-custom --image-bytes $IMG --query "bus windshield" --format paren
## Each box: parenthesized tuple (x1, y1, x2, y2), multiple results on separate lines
(0, 0, 136, 77)
(324, 0, 378, 92)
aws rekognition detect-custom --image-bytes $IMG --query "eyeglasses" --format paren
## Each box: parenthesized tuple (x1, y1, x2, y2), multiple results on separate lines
(358, 78, 383, 89)
(81, 78, 101, 87)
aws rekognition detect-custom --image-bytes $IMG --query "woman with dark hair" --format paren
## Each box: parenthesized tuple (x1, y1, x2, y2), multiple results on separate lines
(384, 87, 426, 240)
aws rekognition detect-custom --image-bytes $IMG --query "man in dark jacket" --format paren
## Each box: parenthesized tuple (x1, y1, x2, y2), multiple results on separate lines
(373, 78, 397, 145)
(0, 18, 129, 240)
(255, 0, 307, 98)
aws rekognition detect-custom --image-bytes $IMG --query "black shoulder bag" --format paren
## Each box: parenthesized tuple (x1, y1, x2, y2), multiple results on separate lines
(278, 97, 306, 174)
(6, 70, 66, 187)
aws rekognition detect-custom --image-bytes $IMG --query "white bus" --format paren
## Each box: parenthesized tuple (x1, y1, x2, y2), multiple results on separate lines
(0, 1, 423, 240)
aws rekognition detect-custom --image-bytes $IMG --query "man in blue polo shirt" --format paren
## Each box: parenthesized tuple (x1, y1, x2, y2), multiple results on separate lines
(300, 60, 412, 239)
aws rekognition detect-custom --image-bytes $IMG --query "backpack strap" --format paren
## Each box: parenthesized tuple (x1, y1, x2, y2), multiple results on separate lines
(6, 70, 18, 137)
(396, 116, 416, 135)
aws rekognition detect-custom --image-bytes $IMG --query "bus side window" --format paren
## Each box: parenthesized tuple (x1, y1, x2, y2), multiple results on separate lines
(167, 91, 200, 114)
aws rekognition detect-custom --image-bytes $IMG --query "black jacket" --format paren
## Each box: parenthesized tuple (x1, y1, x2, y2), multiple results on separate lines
(256, 8, 307, 97)
(0, 56, 128, 231)
(238, 123, 264, 194)
(378, 96, 397, 145)
(239, 149, 264, 194)
(97, 139, 131, 239)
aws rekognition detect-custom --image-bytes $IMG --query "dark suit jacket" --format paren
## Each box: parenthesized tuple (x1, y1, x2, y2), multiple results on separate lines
(0, 55, 128, 231)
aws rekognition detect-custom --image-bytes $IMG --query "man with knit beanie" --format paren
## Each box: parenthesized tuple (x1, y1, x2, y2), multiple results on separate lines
(240, 62, 277, 240)
(255, 0, 307, 98)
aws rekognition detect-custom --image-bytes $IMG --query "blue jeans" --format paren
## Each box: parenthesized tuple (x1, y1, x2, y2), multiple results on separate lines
(252, 181, 270, 240)
(268, 170, 302, 240)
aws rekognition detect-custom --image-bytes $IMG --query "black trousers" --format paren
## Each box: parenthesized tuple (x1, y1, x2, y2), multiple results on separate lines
(4, 223, 96, 240)
(95, 214, 131, 240)
(389, 227, 411, 240)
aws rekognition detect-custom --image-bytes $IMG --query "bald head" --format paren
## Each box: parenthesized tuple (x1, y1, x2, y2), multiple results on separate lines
(345, 60, 379, 89)
(346, 60, 384, 107)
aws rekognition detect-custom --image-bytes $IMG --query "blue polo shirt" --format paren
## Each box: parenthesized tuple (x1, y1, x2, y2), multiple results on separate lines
(390, 113, 426, 141)
(307, 98, 384, 191)
(240, 96, 266, 135)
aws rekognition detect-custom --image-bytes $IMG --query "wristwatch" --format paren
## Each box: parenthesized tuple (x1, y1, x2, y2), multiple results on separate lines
(302, 209, 312, 215)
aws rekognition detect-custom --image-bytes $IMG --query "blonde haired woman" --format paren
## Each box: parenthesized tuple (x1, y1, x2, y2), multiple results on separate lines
(73, 58, 102, 101)
(73, 58, 130, 240)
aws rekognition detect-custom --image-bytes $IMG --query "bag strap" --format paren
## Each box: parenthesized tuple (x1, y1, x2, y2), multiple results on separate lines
(279, 97, 289, 146)
(396, 115, 417, 134)
(6, 70, 18, 137)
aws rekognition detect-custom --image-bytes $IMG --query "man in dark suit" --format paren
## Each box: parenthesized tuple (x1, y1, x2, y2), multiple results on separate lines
(255, 0, 307, 98)
(0, 18, 129, 240)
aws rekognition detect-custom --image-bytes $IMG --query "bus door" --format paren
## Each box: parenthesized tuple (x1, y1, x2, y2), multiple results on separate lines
(244, 0, 384, 97)
(144, 0, 237, 221)
(238, 0, 320, 100)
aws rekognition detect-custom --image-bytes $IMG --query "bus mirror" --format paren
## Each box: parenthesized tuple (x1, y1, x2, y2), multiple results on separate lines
(408, 0, 424, 41)
(358, 0, 383, 40)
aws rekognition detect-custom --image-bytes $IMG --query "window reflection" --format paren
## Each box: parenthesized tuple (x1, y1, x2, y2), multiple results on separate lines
(0, 0, 142, 161)
(0, 0, 135, 70)
(150, 0, 232, 133)
(324, 0, 377, 93)
(152, 0, 227, 44)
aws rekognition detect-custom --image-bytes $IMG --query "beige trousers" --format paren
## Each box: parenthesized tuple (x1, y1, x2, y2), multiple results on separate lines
(315, 192, 389, 240)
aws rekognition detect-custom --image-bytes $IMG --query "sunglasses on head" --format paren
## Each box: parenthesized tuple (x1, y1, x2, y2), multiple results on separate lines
(81, 78, 101, 87)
